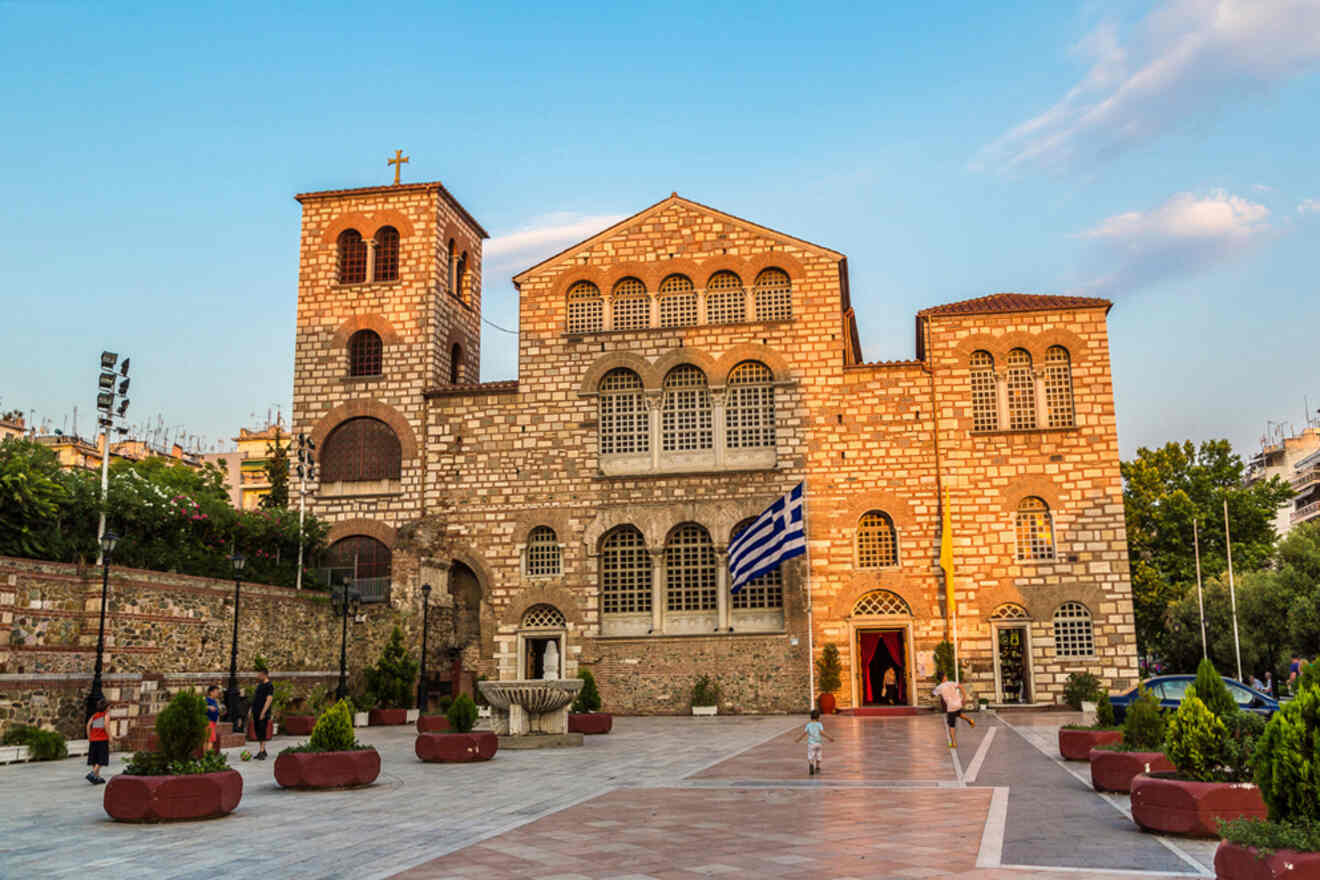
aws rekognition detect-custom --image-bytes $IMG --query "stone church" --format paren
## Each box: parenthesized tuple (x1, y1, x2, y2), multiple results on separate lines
(290, 174, 1139, 713)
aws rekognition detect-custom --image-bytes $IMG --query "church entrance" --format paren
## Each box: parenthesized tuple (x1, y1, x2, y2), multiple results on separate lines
(995, 625, 1031, 703)
(857, 628, 909, 706)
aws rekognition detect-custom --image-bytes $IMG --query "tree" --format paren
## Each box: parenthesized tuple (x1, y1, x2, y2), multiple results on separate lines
(260, 428, 289, 510)
(0, 437, 64, 558)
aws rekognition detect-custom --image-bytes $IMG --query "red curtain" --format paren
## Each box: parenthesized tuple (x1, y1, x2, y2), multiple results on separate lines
(880, 630, 905, 703)
(860, 632, 881, 702)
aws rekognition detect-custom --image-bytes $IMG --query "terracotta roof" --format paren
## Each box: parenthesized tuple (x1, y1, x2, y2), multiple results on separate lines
(917, 293, 1112, 317)
(423, 380, 519, 399)
(294, 181, 489, 239)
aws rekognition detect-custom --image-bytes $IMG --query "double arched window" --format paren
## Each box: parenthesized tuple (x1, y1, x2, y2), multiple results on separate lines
(598, 369, 648, 455)
(658, 275, 697, 327)
(1015, 497, 1055, 561)
(856, 511, 898, 568)
(321, 417, 402, 483)
(665, 524, 717, 611)
(661, 365, 713, 452)
(1053, 602, 1095, 657)
(337, 227, 401, 284)
(753, 268, 792, 320)
(726, 361, 775, 448)
(705, 271, 745, 324)
(611, 278, 649, 330)
(600, 526, 651, 614)
(337, 230, 368, 284)
(730, 518, 784, 609)
(373, 226, 399, 282)
(348, 330, 382, 377)
(525, 526, 561, 577)
(567, 281, 603, 334)
(970, 346, 1075, 432)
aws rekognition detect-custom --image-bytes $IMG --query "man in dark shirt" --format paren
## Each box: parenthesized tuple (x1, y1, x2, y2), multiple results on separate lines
(250, 668, 274, 760)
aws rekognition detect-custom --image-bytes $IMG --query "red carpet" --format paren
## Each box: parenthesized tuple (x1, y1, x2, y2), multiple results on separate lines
(838, 706, 925, 717)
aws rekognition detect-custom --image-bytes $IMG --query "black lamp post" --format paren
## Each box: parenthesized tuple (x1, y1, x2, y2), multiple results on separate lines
(84, 531, 119, 723)
(223, 553, 246, 730)
(416, 583, 432, 711)
(333, 578, 362, 700)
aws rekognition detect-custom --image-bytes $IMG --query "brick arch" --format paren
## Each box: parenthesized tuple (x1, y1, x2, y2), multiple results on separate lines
(500, 587, 585, 629)
(697, 260, 747, 287)
(508, 510, 575, 545)
(838, 492, 918, 539)
(605, 263, 660, 293)
(1019, 585, 1107, 623)
(652, 348, 719, 387)
(743, 252, 807, 283)
(321, 209, 416, 245)
(1000, 474, 1064, 512)
(828, 583, 923, 621)
(549, 266, 610, 302)
(444, 543, 496, 599)
(711, 344, 791, 384)
(951, 328, 1090, 365)
(327, 519, 398, 549)
(584, 516, 650, 556)
(444, 329, 472, 384)
(578, 352, 656, 394)
(310, 400, 418, 462)
(330, 314, 402, 349)
(649, 257, 704, 287)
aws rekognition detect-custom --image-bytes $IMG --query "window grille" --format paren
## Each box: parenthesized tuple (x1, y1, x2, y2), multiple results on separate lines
(601, 526, 651, 614)
(856, 511, 898, 568)
(611, 278, 649, 330)
(337, 229, 367, 284)
(1053, 602, 1095, 657)
(348, 330, 382, 377)
(753, 268, 792, 321)
(456, 252, 468, 302)
(1044, 346, 1075, 428)
(450, 343, 463, 384)
(447, 239, 456, 295)
(970, 351, 999, 432)
(730, 518, 783, 609)
(566, 281, 603, 333)
(705, 271, 745, 324)
(525, 526, 561, 577)
(725, 361, 775, 449)
(326, 535, 391, 579)
(521, 603, 566, 628)
(1006, 349, 1037, 430)
(990, 602, 1031, 620)
(658, 275, 697, 327)
(1015, 497, 1055, 561)
(662, 365, 713, 452)
(373, 226, 399, 281)
(665, 524, 717, 611)
(320, 417, 402, 482)
(598, 369, 648, 455)
(852, 590, 912, 616)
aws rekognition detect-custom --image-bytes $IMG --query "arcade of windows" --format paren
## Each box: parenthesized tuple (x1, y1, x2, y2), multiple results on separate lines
(567, 268, 793, 334)
(337, 227, 401, 285)
(968, 346, 1075, 433)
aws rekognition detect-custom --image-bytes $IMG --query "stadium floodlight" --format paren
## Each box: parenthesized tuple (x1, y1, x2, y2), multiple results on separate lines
(100, 351, 118, 370)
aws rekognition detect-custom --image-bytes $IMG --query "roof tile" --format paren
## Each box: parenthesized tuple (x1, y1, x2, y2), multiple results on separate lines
(917, 292, 1112, 318)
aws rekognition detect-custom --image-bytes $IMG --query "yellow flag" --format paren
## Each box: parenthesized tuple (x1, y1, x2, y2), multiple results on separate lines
(939, 487, 954, 618)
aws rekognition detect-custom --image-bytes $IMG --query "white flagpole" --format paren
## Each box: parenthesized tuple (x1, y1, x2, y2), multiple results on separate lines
(1193, 519, 1206, 660)
(1224, 499, 1242, 681)
(802, 481, 815, 713)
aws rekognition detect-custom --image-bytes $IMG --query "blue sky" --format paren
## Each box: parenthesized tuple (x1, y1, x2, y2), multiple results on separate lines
(2, 1, 1317, 458)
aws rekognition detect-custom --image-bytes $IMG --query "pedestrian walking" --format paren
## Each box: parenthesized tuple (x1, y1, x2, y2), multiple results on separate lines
(1264, 671, 1274, 698)
(933, 672, 975, 748)
(85, 698, 110, 784)
(205, 685, 222, 752)
(794, 709, 834, 776)
(249, 667, 274, 760)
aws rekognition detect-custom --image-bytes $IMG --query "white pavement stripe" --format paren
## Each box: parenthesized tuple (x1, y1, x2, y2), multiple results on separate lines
(975, 785, 1009, 867)
(949, 739, 965, 785)
(996, 865, 1207, 877)
(963, 726, 997, 783)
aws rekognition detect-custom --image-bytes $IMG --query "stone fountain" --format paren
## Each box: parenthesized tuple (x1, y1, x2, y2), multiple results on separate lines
(478, 679, 583, 738)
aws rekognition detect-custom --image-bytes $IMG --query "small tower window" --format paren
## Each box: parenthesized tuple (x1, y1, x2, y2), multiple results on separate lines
(450, 343, 463, 384)
(348, 330, 383, 377)
(525, 526, 562, 577)
(1015, 497, 1055, 561)
(373, 226, 400, 282)
(456, 251, 468, 303)
(337, 229, 367, 284)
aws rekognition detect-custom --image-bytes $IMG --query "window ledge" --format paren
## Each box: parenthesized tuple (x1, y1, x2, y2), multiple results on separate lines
(334, 280, 403, 289)
(970, 426, 1078, 437)
(563, 317, 794, 340)
(592, 630, 788, 642)
(341, 375, 383, 384)
(595, 464, 782, 481)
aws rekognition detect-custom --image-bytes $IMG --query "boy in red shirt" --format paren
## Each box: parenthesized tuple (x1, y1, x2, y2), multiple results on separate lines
(85, 698, 111, 784)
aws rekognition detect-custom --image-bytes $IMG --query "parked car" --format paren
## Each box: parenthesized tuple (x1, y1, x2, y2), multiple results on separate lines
(1109, 674, 1278, 723)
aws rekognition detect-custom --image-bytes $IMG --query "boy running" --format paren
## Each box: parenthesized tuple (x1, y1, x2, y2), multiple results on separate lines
(933, 673, 975, 748)
(794, 709, 835, 776)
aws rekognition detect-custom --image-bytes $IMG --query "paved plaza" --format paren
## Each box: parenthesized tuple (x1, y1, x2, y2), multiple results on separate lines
(0, 711, 1220, 879)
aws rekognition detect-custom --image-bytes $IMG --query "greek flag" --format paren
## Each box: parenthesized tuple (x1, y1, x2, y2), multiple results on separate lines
(729, 482, 806, 592)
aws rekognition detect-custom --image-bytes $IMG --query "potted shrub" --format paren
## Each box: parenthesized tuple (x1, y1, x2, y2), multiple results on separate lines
(273, 699, 381, 790)
(281, 685, 330, 737)
(568, 669, 611, 734)
(104, 690, 242, 822)
(366, 627, 419, 726)
(1215, 683, 1320, 878)
(1059, 693, 1123, 760)
(417, 695, 453, 733)
(415, 694, 498, 763)
(1089, 684, 1173, 793)
(691, 675, 720, 716)
(2, 724, 69, 763)
(816, 644, 842, 714)
(1062, 671, 1103, 712)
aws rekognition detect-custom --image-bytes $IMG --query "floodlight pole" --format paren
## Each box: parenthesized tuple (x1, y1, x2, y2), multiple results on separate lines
(95, 427, 111, 566)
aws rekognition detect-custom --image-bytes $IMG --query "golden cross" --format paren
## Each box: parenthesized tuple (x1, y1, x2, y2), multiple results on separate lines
(388, 149, 410, 185)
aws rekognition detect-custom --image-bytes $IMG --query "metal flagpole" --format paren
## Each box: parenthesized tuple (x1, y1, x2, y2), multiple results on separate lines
(1193, 519, 1207, 660)
(1224, 499, 1242, 681)
(802, 480, 815, 713)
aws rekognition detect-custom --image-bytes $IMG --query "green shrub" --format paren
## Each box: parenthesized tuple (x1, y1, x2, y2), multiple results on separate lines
(1222, 711, 1266, 783)
(434, 694, 454, 715)
(253, 654, 270, 674)
(1123, 684, 1167, 751)
(934, 641, 965, 683)
(125, 749, 227, 776)
(300, 684, 332, 718)
(1164, 689, 1227, 781)
(1062, 672, 1104, 710)
(155, 690, 209, 764)
(2, 724, 67, 760)
(2, 724, 36, 746)
(692, 675, 720, 707)
(364, 627, 419, 710)
(1193, 657, 1239, 721)
(1095, 694, 1116, 729)
(816, 644, 842, 693)
(1219, 817, 1320, 855)
(307, 699, 359, 753)
(572, 669, 602, 714)
(446, 694, 478, 733)
(1299, 661, 1320, 694)
(1252, 685, 1320, 823)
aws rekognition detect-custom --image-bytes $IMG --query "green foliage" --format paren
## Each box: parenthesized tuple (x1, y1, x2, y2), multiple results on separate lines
(1063, 672, 1104, 710)
(572, 669, 602, 714)
(934, 641, 965, 683)
(434, 694, 454, 715)
(816, 644, 842, 693)
(0, 437, 66, 558)
(364, 627, 419, 709)
(1164, 689, 1228, 781)
(1219, 817, 1320, 855)
(692, 675, 721, 707)
(253, 654, 270, 673)
(1095, 694, 1116, 728)
(1222, 711, 1267, 783)
(124, 749, 228, 776)
(306, 699, 359, 752)
(259, 428, 290, 509)
(1192, 657, 1239, 721)
(1, 724, 67, 760)
(155, 690, 209, 764)
(300, 684, 332, 717)
(1252, 685, 1320, 823)
(1299, 660, 1320, 694)
(1123, 685, 1167, 751)
(446, 694, 478, 733)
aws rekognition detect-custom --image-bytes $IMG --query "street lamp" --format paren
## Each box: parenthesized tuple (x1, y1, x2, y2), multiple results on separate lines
(333, 577, 362, 700)
(294, 433, 317, 591)
(223, 553, 246, 730)
(417, 583, 432, 711)
(84, 531, 119, 722)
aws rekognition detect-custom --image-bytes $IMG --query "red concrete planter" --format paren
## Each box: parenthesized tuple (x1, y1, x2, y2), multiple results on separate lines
(1088, 748, 1173, 793)
(818, 693, 837, 714)
(1059, 727, 1123, 761)
(1214, 840, 1320, 879)
(104, 769, 243, 822)
(273, 748, 380, 789)
(568, 713, 613, 735)
(368, 708, 409, 726)
(281, 715, 316, 736)
(415, 732, 498, 763)
(416, 715, 450, 733)
(1130, 774, 1267, 837)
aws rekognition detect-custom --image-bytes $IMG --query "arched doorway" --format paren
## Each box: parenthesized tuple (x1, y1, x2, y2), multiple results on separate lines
(848, 590, 914, 707)
(518, 604, 567, 680)
(446, 561, 482, 698)
(990, 602, 1033, 704)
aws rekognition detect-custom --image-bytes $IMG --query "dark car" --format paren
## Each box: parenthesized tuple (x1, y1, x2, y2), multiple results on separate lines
(1109, 674, 1279, 723)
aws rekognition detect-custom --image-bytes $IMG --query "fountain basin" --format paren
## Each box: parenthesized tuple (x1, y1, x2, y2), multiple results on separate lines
(478, 679, 583, 736)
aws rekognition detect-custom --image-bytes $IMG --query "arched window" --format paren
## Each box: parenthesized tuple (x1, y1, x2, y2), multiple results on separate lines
(321, 417, 402, 482)
(524, 526, 561, 577)
(1044, 346, 1075, 428)
(666, 524, 717, 611)
(856, 511, 898, 568)
(970, 350, 999, 432)
(725, 361, 775, 449)
(1006, 349, 1037, 430)
(326, 535, 391, 580)
(730, 518, 783, 609)
(600, 526, 651, 614)
(1015, 497, 1055, 561)
(347, 330, 382, 377)
(337, 229, 367, 284)
(611, 277, 649, 330)
(566, 281, 603, 334)
(373, 226, 399, 282)
(658, 274, 696, 327)
(456, 251, 468, 303)
(705, 271, 745, 324)
(852, 589, 912, 616)
(753, 268, 792, 321)
(991, 602, 1031, 620)
(447, 239, 456, 295)
(521, 603, 566, 628)
(450, 343, 463, 384)
(662, 365, 712, 452)
(1053, 602, 1095, 657)
(598, 369, 648, 455)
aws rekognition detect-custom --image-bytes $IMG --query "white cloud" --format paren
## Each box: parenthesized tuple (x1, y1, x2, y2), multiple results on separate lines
(973, 0, 1320, 173)
(484, 212, 628, 267)
(1073, 189, 1271, 295)
(1298, 198, 1320, 214)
